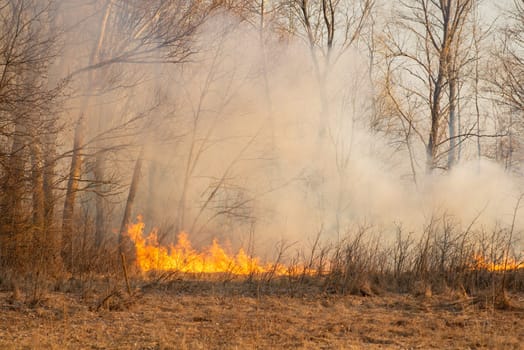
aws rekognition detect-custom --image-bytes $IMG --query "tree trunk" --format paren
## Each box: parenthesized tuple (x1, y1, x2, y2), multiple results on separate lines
(146, 158, 158, 225)
(61, 0, 113, 268)
(300, 0, 330, 136)
(94, 150, 106, 248)
(447, 76, 457, 169)
(61, 114, 86, 267)
(43, 121, 60, 269)
(94, 102, 107, 248)
(119, 148, 144, 263)
(29, 127, 51, 279)
(0, 120, 27, 267)
(427, 42, 448, 172)
(427, 87, 442, 172)
(30, 135, 45, 235)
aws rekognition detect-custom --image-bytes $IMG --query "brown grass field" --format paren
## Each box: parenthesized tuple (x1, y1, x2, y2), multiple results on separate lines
(0, 277, 523, 350)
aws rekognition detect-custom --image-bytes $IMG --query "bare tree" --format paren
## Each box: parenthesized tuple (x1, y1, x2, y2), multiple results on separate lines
(287, 0, 374, 120)
(380, 0, 479, 172)
(489, 0, 524, 170)
(0, 0, 64, 281)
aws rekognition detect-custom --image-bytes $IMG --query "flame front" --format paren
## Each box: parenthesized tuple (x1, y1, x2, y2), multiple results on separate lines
(128, 217, 524, 276)
(127, 217, 290, 275)
(470, 254, 524, 272)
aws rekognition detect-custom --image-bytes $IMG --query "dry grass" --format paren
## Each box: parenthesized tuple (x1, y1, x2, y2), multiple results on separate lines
(1, 216, 523, 349)
(0, 278, 522, 350)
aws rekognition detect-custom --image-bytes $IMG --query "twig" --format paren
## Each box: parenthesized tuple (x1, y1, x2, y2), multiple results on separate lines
(121, 253, 132, 296)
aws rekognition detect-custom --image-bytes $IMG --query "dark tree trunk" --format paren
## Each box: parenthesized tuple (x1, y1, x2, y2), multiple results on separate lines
(61, 114, 86, 267)
(448, 77, 457, 169)
(119, 148, 144, 263)
(94, 150, 106, 248)
(0, 121, 28, 267)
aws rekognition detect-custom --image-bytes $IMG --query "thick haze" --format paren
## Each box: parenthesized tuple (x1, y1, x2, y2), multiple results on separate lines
(56, 5, 523, 257)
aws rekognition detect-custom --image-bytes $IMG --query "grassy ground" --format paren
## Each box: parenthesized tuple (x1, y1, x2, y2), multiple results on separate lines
(0, 278, 523, 349)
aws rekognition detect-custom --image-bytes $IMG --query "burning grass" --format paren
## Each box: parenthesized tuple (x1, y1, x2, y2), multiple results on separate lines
(127, 217, 311, 277)
(125, 216, 524, 298)
(470, 254, 524, 272)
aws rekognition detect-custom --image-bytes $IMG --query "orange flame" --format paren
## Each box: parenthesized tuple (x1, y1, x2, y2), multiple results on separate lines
(126, 217, 291, 275)
(470, 254, 524, 272)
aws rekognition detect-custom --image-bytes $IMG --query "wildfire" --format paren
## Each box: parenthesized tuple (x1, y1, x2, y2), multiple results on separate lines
(126, 217, 291, 275)
(470, 254, 524, 272)
(126, 217, 524, 276)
